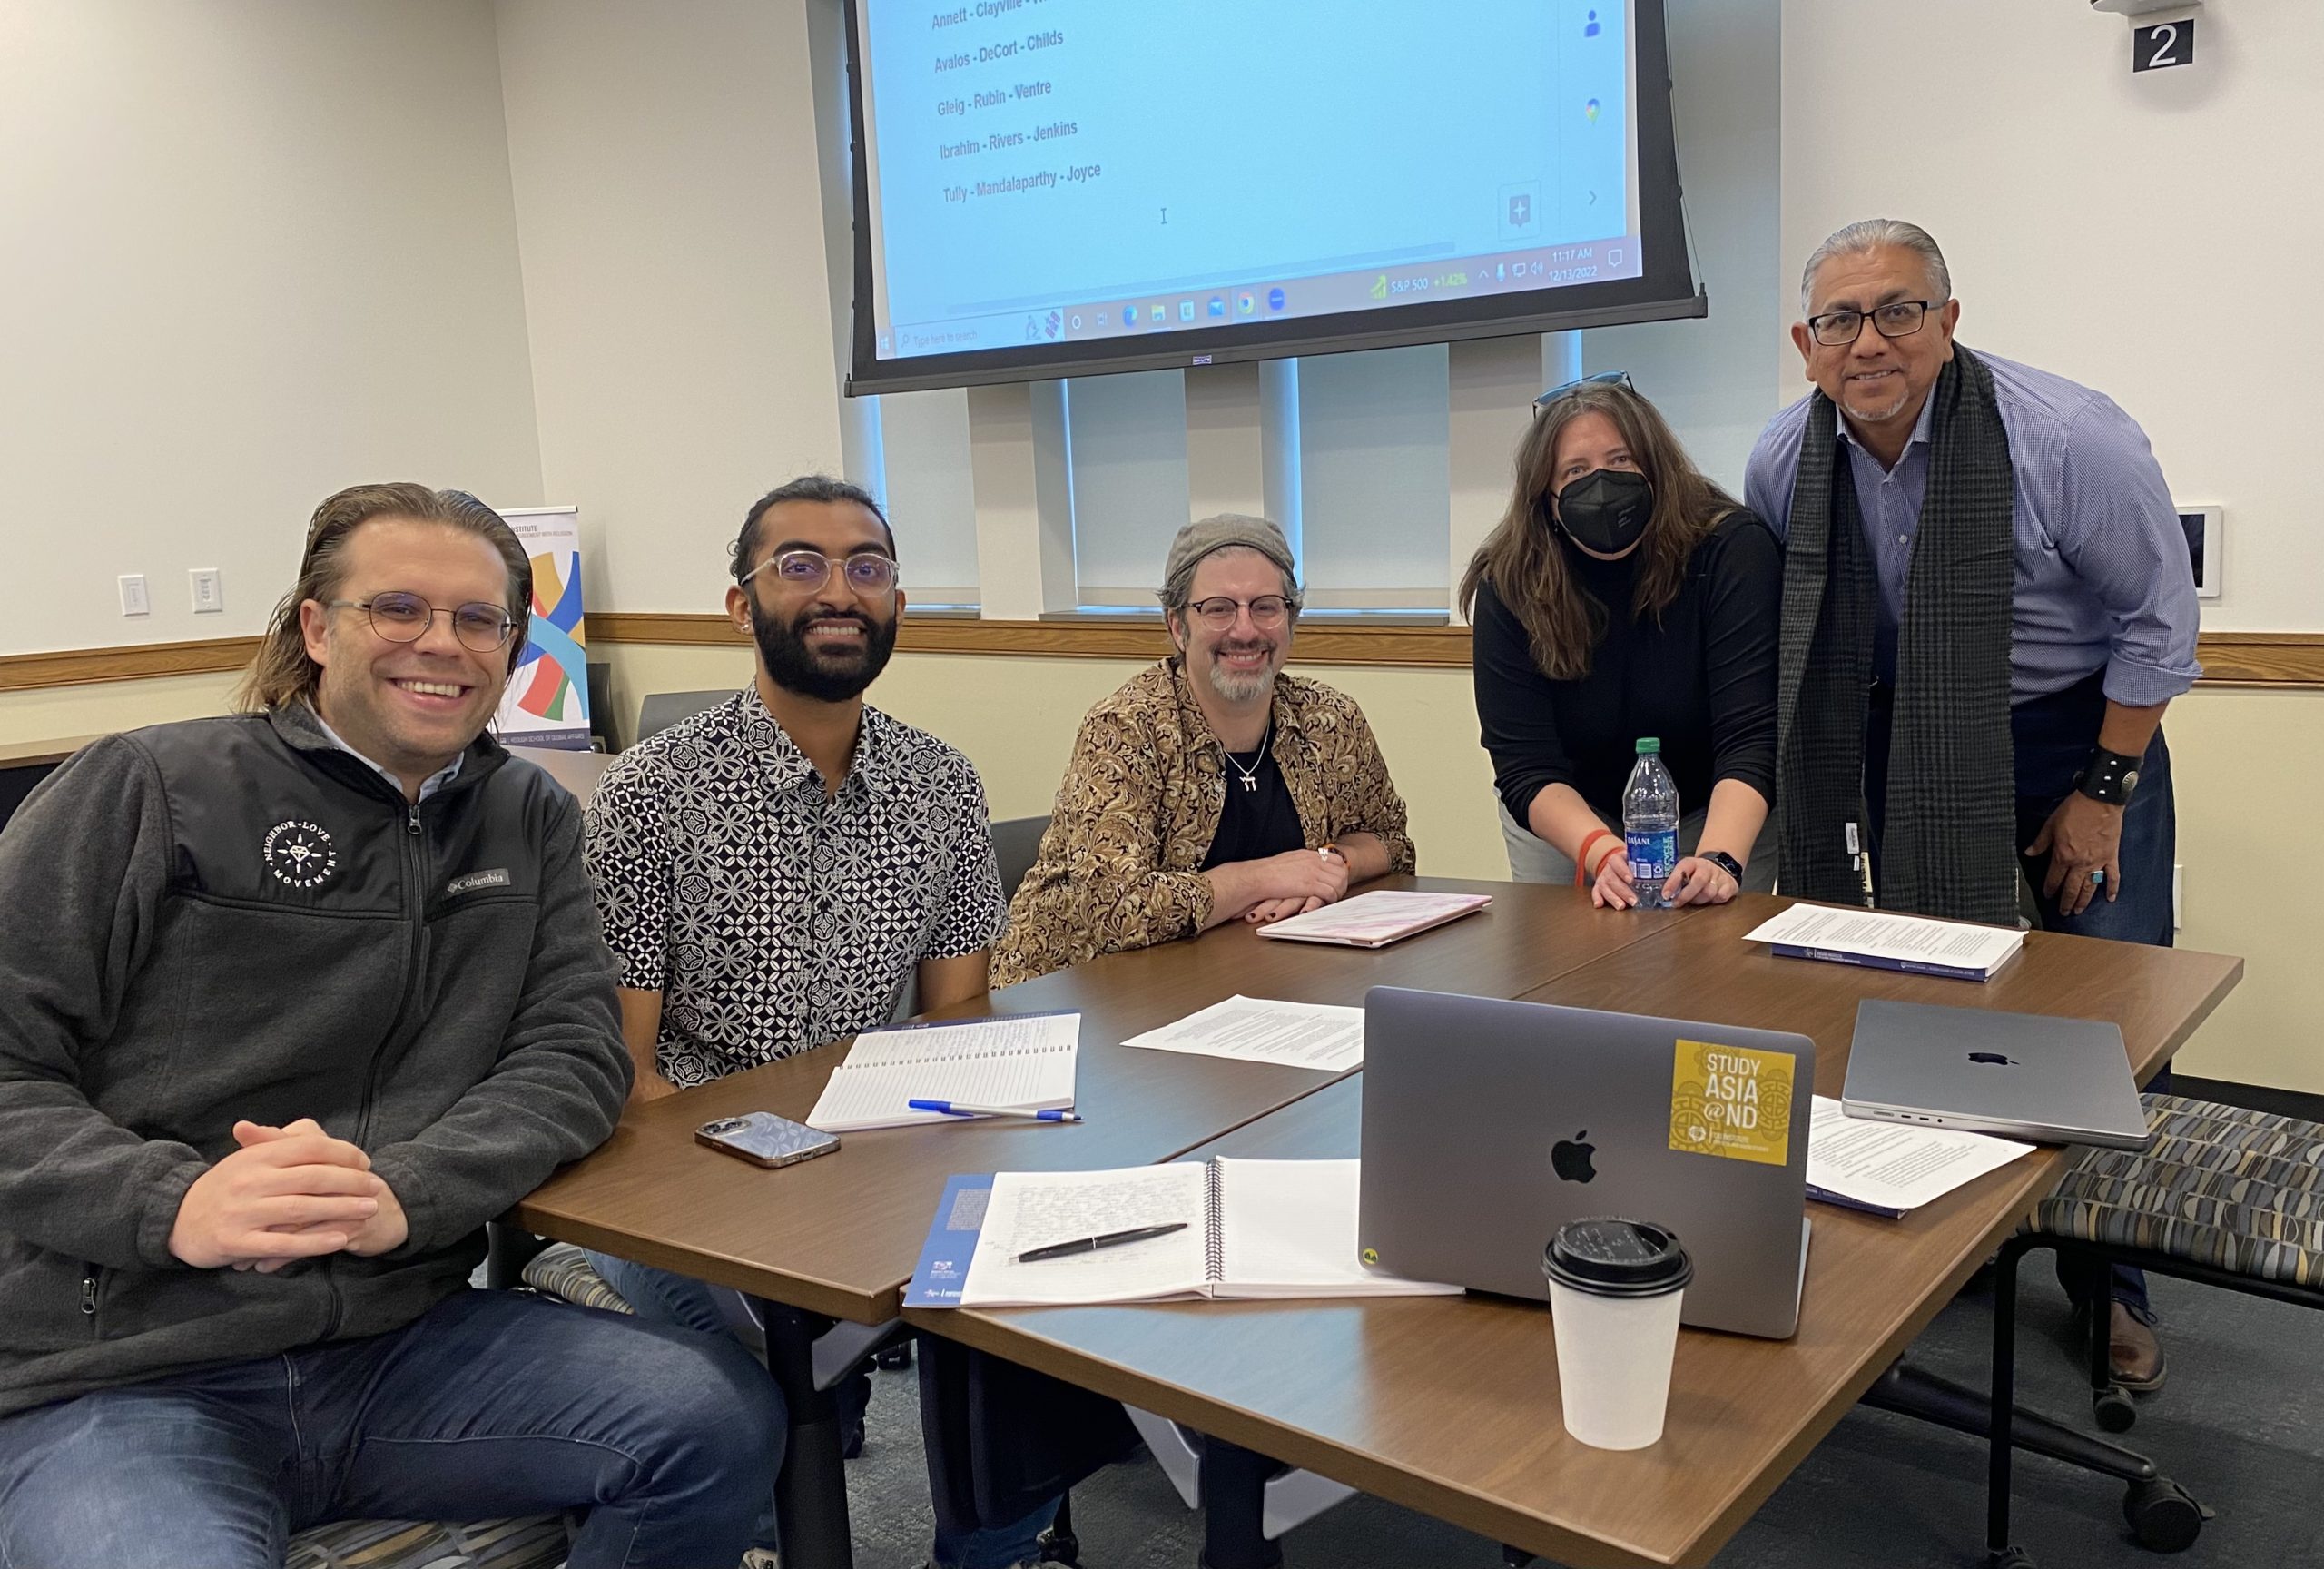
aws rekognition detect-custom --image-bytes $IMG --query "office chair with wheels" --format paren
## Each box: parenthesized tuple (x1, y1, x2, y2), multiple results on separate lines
(1974, 1091, 2324, 1567)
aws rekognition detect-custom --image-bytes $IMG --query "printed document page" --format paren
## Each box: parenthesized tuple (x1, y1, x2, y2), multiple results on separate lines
(806, 1012, 1079, 1132)
(1122, 996, 1365, 1072)
(1744, 903, 2024, 972)
(1807, 1097, 2034, 1214)
(1255, 890, 1492, 946)
(960, 1164, 1208, 1308)
(1215, 1159, 1460, 1298)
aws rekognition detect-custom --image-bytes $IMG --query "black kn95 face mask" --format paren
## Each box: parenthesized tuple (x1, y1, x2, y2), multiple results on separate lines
(1552, 469, 1653, 555)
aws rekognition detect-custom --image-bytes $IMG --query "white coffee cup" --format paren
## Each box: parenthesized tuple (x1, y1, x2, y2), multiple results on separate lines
(1542, 1218, 1693, 1451)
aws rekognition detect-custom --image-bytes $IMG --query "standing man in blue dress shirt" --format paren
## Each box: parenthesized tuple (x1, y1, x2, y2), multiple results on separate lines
(1745, 219, 2199, 1391)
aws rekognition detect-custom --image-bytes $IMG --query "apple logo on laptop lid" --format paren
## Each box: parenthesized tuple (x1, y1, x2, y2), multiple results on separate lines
(1551, 1131, 1598, 1184)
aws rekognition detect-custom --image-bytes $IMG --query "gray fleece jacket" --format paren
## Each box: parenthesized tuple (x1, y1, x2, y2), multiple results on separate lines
(0, 705, 629, 1418)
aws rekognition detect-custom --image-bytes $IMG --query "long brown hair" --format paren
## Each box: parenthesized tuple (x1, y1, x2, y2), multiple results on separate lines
(235, 483, 532, 712)
(1458, 381, 1739, 680)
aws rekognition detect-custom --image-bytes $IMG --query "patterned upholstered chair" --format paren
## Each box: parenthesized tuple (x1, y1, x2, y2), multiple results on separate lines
(1980, 1092, 2324, 1567)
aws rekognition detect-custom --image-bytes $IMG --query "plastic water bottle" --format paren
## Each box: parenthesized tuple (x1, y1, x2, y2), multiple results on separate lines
(1623, 737, 1680, 911)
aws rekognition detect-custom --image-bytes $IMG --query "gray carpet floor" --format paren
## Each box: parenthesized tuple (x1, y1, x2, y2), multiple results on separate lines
(842, 1270, 2324, 1567)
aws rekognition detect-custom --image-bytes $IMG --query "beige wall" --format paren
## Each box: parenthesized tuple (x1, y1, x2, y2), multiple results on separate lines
(0, 0, 544, 657)
(1781, 0, 2324, 635)
(492, 0, 852, 618)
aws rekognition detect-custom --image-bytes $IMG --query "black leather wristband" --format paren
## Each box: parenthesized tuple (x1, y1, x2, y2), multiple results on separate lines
(2075, 746, 2142, 806)
(1699, 849, 1745, 883)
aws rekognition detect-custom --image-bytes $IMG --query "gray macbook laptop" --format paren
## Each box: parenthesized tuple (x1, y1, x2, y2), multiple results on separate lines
(1841, 1000, 2152, 1150)
(1360, 987, 1815, 1339)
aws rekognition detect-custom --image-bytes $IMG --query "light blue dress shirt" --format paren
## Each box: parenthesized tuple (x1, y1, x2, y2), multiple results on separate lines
(308, 703, 465, 802)
(1743, 351, 2201, 708)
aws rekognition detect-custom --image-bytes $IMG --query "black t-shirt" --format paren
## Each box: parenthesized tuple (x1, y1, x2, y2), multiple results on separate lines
(1471, 511, 1782, 824)
(1201, 738, 1305, 870)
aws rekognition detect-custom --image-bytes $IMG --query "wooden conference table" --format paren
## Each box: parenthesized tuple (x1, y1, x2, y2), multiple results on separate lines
(515, 883, 2240, 1569)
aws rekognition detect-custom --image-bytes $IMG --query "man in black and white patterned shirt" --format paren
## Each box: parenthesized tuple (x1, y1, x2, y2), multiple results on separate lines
(587, 475, 1004, 1091)
(583, 475, 1027, 1569)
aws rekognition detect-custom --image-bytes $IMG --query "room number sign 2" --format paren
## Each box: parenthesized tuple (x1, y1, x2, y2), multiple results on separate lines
(2132, 17, 2195, 74)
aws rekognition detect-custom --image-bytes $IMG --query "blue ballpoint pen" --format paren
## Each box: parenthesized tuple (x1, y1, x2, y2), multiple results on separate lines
(907, 1099, 1083, 1123)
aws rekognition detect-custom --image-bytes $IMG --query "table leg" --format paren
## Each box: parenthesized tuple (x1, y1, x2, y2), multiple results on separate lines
(1197, 1436, 1284, 1569)
(757, 1298, 855, 1569)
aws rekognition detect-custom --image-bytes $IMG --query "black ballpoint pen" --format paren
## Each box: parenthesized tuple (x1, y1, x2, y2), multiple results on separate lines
(1014, 1222, 1188, 1264)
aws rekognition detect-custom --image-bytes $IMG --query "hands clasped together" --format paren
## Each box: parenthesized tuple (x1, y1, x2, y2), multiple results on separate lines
(1239, 845, 1351, 925)
(167, 1118, 407, 1273)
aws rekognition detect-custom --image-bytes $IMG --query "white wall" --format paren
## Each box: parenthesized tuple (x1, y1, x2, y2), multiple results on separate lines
(493, 0, 850, 619)
(1782, 0, 2324, 631)
(0, 0, 543, 656)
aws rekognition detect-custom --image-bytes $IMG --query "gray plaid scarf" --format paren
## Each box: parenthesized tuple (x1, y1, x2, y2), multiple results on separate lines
(1775, 346, 2019, 925)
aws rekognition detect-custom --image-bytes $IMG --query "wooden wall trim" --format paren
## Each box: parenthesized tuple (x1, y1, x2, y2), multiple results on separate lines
(0, 636, 261, 693)
(9, 622, 2324, 692)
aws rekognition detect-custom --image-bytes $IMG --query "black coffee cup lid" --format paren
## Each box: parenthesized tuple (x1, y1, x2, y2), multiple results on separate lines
(1541, 1218, 1693, 1298)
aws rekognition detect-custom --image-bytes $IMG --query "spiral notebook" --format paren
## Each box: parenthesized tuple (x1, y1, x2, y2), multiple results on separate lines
(804, 1011, 1078, 1132)
(917, 1159, 1458, 1308)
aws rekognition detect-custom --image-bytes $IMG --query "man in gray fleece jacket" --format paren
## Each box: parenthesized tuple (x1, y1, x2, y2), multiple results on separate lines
(0, 485, 780, 1568)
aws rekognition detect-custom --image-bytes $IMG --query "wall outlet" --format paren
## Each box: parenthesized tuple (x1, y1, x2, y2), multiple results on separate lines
(190, 567, 224, 614)
(117, 573, 150, 617)
(2172, 863, 2183, 932)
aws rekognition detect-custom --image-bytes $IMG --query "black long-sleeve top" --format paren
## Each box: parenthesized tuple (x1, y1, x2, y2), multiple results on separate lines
(1472, 511, 1782, 830)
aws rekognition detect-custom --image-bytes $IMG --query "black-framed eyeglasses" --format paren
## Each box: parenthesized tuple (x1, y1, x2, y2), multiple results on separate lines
(1533, 370, 1634, 416)
(740, 549, 901, 596)
(1806, 300, 1944, 347)
(325, 593, 517, 652)
(1187, 594, 1297, 630)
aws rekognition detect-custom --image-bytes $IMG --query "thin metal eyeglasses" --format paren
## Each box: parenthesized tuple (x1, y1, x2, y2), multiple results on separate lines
(1187, 594, 1296, 630)
(1806, 299, 1944, 347)
(325, 594, 517, 651)
(740, 549, 901, 596)
(1533, 370, 1634, 416)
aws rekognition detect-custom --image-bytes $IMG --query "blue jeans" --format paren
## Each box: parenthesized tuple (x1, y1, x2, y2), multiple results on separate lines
(587, 1252, 1058, 1569)
(0, 1288, 779, 1569)
(2013, 688, 2177, 1324)
(1865, 672, 2176, 1320)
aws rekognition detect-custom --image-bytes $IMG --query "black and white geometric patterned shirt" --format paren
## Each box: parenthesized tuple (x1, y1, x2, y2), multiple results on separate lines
(584, 688, 1006, 1089)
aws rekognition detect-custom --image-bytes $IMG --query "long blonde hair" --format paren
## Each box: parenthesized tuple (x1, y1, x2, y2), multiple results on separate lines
(235, 483, 531, 711)
(1458, 381, 1738, 680)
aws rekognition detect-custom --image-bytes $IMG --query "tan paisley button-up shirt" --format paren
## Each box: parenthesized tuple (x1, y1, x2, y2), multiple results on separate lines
(991, 659, 1415, 987)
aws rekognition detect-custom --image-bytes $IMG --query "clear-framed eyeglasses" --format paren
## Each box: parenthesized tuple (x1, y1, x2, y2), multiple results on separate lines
(740, 549, 901, 596)
(324, 593, 517, 652)
(1806, 300, 1943, 347)
(1187, 594, 1296, 630)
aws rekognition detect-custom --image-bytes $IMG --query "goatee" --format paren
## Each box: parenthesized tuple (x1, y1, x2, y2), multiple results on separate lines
(753, 605, 899, 703)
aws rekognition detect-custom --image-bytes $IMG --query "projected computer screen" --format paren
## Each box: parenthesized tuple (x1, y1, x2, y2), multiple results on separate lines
(843, 1, 1697, 395)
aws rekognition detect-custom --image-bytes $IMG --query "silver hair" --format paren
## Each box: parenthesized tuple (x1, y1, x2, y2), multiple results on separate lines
(1157, 545, 1302, 617)
(1798, 219, 1952, 317)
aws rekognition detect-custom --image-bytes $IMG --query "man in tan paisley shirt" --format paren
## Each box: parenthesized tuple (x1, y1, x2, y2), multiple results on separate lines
(993, 514, 1414, 986)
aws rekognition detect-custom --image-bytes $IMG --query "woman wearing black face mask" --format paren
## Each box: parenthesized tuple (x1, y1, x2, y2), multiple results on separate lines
(1459, 374, 1782, 907)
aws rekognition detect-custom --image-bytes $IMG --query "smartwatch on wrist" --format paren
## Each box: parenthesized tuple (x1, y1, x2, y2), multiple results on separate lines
(1699, 849, 1745, 883)
(2074, 746, 2142, 806)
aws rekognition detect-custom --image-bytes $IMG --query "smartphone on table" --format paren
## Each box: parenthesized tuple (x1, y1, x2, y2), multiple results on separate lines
(694, 1112, 840, 1169)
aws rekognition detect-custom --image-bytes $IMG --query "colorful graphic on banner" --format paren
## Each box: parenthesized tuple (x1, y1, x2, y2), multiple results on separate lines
(492, 508, 591, 750)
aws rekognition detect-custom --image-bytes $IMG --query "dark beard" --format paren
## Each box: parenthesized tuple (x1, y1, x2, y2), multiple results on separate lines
(752, 599, 899, 703)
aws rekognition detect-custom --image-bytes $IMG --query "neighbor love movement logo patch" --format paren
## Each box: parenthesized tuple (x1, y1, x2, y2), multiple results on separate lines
(261, 819, 340, 889)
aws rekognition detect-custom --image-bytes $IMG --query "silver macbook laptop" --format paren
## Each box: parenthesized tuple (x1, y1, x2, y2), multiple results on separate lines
(1842, 1000, 2152, 1150)
(1360, 987, 1815, 1339)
